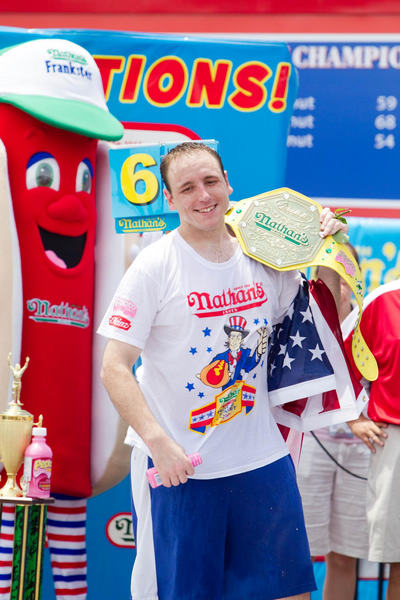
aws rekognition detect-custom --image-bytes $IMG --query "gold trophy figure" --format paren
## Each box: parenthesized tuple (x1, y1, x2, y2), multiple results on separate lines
(8, 353, 30, 406)
(0, 353, 33, 497)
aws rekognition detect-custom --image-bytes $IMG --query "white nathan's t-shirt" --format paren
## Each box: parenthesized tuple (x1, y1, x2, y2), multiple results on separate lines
(97, 230, 301, 479)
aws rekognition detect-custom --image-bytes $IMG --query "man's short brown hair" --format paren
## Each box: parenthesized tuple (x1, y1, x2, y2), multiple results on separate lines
(160, 142, 225, 193)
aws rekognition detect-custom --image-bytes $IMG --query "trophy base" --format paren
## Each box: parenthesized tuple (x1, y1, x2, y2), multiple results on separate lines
(0, 476, 22, 498)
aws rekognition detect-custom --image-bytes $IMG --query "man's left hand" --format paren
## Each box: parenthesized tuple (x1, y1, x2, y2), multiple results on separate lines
(319, 207, 349, 238)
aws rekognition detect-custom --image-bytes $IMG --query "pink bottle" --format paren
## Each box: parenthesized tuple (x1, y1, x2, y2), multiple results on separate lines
(147, 452, 202, 488)
(23, 426, 53, 498)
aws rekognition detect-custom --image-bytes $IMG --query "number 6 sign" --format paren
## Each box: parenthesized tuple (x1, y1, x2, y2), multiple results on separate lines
(109, 139, 218, 233)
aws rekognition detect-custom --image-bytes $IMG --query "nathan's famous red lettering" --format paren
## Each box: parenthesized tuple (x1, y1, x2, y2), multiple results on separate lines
(187, 282, 266, 314)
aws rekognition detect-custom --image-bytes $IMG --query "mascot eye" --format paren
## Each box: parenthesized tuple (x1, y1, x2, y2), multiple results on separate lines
(26, 153, 60, 190)
(76, 159, 93, 193)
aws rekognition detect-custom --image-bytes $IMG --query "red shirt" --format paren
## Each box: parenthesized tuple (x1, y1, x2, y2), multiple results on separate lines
(345, 281, 400, 425)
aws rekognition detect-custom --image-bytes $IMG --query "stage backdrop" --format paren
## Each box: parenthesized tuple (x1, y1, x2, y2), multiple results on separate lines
(0, 27, 398, 600)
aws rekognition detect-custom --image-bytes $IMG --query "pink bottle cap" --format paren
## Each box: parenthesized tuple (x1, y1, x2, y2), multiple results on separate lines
(189, 452, 202, 468)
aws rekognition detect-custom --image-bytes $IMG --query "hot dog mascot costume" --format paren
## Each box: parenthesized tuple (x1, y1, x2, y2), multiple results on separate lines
(0, 38, 125, 599)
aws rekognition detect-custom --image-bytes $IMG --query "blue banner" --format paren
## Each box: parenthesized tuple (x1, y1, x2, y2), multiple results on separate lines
(286, 40, 400, 200)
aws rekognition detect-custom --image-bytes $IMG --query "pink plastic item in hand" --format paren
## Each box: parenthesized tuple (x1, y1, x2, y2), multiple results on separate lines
(146, 452, 202, 488)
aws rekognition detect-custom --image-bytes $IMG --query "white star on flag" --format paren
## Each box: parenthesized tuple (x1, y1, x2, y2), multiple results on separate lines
(309, 344, 325, 361)
(282, 353, 295, 369)
(300, 306, 313, 323)
(290, 330, 306, 348)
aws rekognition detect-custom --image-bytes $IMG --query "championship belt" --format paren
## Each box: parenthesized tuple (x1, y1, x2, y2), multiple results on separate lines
(225, 187, 378, 382)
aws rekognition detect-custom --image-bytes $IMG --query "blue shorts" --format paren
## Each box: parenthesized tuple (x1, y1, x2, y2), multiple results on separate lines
(130, 453, 316, 600)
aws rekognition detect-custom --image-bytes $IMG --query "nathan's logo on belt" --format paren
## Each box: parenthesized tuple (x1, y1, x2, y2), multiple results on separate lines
(189, 380, 255, 434)
(254, 212, 309, 247)
(109, 315, 131, 331)
(26, 298, 90, 328)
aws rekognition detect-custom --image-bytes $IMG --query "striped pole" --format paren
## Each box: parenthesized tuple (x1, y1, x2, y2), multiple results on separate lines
(0, 498, 53, 600)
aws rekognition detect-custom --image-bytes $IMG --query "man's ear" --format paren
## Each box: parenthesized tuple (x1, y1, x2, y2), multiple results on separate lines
(224, 170, 233, 195)
(164, 188, 174, 210)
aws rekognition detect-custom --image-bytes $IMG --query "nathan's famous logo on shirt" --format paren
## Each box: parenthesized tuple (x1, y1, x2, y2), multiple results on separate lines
(45, 48, 92, 80)
(187, 281, 267, 318)
(109, 296, 137, 331)
(27, 298, 90, 328)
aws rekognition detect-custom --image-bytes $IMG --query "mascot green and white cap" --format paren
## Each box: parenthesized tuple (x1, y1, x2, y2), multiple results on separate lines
(0, 37, 124, 140)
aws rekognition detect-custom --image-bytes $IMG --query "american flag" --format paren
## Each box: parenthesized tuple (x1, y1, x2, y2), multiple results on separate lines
(268, 276, 368, 433)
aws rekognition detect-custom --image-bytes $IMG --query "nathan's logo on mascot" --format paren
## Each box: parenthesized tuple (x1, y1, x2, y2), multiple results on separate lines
(187, 281, 267, 318)
(27, 298, 90, 328)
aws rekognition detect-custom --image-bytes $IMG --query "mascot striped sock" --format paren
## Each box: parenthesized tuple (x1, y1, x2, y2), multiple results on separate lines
(47, 497, 88, 600)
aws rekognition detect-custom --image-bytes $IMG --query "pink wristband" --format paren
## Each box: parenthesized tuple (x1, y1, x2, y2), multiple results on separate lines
(146, 452, 202, 488)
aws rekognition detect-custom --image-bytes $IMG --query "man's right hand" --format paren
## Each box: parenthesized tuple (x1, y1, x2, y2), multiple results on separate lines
(148, 434, 195, 487)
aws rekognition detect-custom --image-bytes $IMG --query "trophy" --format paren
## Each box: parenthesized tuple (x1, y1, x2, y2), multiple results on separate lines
(0, 353, 33, 497)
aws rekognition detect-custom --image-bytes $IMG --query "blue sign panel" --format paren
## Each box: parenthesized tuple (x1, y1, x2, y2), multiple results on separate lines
(285, 40, 400, 200)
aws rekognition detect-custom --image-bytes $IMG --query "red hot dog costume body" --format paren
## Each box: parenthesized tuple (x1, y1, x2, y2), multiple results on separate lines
(0, 38, 123, 497)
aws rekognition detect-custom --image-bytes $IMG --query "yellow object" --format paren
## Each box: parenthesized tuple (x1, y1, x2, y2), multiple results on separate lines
(225, 187, 378, 381)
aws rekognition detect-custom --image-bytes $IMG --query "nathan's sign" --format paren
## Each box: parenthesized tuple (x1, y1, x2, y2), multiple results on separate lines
(95, 55, 291, 113)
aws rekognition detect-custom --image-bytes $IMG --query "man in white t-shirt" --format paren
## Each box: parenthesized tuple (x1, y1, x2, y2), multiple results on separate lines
(98, 142, 349, 600)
